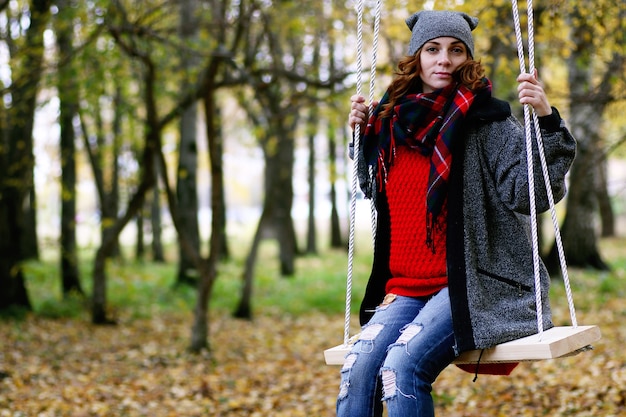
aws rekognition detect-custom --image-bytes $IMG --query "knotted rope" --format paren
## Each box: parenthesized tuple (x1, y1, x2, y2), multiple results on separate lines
(511, 0, 578, 339)
(344, 0, 383, 346)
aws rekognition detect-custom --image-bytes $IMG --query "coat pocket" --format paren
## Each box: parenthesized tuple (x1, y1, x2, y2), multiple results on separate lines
(477, 267, 532, 297)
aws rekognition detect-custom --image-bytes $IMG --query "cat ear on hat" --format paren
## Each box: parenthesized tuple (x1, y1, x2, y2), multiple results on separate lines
(405, 11, 422, 30)
(459, 12, 479, 31)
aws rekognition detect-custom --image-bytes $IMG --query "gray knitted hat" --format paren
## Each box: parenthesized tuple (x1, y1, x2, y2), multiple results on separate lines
(406, 10, 479, 58)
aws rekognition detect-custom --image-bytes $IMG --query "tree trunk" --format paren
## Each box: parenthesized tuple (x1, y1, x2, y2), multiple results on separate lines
(92, 153, 156, 323)
(176, 0, 201, 285)
(596, 156, 615, 237)
(135, 210, 145, 260)
(325, 33, 343, 249)
(234, 125, 298, 319)
(266, 127, 298, 275)
(151, 159, 165, 262)
(546, 133, 609, 271)
(328, 121, 343, 248)
(212, 107, 229, 260)
(90, 43, 160, 322)
(175, 101, 200, 281)
(0, 0, 52, 312)
(188, 57, 225, 352)
(0, 187, 32, 312)
(56, 1, 83, 296)
(189, 261, 216, 352)
(99, 87, 123, 260)
(21, 187, 39, 260)
(306, 107, 318, 254)
(91, 248, 110, 324)
(233, 214, 265, 319)
(546, 5, 614, 272)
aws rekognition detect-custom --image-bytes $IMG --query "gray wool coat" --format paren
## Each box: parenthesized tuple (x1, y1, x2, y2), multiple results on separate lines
(355, 96, 577, 354)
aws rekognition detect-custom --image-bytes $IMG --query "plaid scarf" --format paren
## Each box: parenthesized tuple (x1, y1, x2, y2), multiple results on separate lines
(362, 79, 492, 251)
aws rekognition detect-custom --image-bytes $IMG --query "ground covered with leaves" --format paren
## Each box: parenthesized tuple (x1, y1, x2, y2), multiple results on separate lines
(0, 303, 623, 416)
(1, 240, 625, 416)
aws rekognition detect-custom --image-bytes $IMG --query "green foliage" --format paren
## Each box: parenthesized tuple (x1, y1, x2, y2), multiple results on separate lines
(16, 234, 369, 321)
(37, 292, 86, 319)
(21, 256, 195, 319)
(211, 245, 370, 316)
(15, 236, 626, 323)
(0, 305, 29, 321)
(547, 238, 626, 318)
(598, 272, 621, 296)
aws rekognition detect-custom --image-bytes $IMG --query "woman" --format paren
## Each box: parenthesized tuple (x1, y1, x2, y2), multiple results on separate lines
(337, 10, 576, 417)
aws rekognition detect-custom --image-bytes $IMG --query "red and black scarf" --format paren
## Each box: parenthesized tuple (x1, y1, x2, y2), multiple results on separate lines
(362, 79, 492, 251)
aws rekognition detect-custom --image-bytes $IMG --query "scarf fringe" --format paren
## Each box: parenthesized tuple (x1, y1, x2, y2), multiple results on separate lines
(426, 211, 445, 254)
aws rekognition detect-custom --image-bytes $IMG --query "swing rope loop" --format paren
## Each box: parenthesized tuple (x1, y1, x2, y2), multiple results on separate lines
(344, 0, 365, 346)
(525, 0, 578, 328)
(344, 0, 383, 346)
(510, 0, 579, 338)
(368, 1, 382, 245)
(510, 0, 544, 340)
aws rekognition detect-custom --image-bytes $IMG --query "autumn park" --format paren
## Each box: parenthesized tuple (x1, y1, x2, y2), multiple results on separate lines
(1, 0, 625, 416)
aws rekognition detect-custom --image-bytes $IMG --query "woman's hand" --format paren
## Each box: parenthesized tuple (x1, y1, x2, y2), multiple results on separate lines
(517, 70, 552, 117)
(349, 95, 377, 131)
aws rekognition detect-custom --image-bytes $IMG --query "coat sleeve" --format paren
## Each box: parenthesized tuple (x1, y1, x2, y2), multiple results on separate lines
(484, 108, 577, 214)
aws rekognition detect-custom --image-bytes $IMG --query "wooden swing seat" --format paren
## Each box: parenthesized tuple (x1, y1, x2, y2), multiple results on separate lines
(324, 325, 601, 365)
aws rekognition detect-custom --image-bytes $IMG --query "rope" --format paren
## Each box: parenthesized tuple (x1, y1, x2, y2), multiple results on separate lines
(343, 0, 383, 346)
(368, 1, 382, 244)
(344, 0, 365, 346)
(525, 35, 578, 328)
(511, 0, 579, 338)
(511, 0, 544, 339)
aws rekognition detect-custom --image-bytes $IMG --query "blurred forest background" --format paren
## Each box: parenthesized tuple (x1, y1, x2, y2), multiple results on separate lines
(0, 0, 625, 415)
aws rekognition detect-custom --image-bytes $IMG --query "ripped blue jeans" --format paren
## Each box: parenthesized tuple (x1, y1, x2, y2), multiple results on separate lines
(336, 288, 456, 417)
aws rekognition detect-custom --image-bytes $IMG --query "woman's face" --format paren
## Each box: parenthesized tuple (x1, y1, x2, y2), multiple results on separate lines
(419, 37, 469, 93)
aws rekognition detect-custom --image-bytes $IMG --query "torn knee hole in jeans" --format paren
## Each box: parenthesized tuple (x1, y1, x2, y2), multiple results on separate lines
(352, 323, 385, 354)
(359, 323, 384, 341)
(338, 380, 350, 399)
(381, 368, 417, 401)
(397, 324, 423, 345)
(381, 368, 396, 398)
(341, 353, 357, 371)
(338, 354, 357, 400)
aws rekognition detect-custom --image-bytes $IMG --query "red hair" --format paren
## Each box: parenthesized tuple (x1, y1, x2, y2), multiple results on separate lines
(379, 51, 486, 119)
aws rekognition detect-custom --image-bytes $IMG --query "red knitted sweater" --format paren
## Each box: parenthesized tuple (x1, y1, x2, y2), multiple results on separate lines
(385, 146, 448, 297)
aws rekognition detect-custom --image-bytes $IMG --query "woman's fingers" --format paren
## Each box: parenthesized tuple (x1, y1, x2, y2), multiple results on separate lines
(517, 71, 552, 117)
(349, 95, 368, 130)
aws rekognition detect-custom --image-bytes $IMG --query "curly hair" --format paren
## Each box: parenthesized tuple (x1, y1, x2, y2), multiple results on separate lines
(379, 50, 487, 119)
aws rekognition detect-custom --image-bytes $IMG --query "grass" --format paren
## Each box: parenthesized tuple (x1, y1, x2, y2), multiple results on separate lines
(16, 234, 626, 324)
(19, 236, 375, 321)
